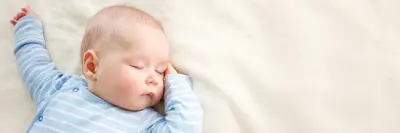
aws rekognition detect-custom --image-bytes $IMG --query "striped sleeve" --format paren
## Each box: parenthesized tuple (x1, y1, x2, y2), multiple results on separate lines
(147, 74, 203, 133)
(13, 16, 70, 108)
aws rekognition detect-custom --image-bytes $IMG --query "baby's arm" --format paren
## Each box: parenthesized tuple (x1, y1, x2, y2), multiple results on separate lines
(147, 64, 203, 133)
(12, 6, 70, 107)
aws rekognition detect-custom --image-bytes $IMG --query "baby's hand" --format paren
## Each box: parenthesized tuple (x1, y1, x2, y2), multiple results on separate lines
(164, 63, 178, 75)
(10, 5, 37, 26)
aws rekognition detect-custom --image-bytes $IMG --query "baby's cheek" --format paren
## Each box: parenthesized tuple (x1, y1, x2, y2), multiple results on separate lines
(155, 85, 165, 100)
(118, 76, 138, 93)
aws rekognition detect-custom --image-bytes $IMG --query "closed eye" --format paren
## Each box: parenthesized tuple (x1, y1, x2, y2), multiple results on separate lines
(131, 65, 143, 69)
(155, 70, 164, 75)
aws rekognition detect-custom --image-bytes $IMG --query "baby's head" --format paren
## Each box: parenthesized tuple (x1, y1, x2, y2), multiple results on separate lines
(80, 5, 170, 111)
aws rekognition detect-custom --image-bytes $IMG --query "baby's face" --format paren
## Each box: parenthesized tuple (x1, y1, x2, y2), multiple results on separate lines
(93, 24, 170, 111)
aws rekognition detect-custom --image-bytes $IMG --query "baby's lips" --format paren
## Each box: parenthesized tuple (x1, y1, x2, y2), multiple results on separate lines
(142, 92, 155, 98)
(147, 92, 155, 98)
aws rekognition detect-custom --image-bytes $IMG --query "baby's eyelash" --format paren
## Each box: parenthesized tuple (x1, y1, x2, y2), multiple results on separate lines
(155, 70, 164, 75)
(130, 65, 143, 69)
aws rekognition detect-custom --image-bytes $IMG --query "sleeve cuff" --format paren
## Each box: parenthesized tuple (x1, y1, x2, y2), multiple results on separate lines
(164, 74, 192, 87)
(14, 16, 43, 34)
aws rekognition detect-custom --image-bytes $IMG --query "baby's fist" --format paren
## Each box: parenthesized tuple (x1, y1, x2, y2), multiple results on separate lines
(164, 63, 178, 75)
(10, 5, 37, 26)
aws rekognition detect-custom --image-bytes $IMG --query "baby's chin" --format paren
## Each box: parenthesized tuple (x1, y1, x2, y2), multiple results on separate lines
(118, 104, 147, 111)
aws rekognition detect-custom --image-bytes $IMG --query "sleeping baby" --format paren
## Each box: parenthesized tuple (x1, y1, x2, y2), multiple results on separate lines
(10, 5, 202, 133)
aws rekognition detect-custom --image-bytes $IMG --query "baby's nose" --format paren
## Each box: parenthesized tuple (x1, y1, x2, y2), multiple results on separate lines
(145, 77, 158, 86)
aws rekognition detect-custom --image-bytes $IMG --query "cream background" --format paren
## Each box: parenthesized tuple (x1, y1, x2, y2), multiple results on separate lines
(0, 0, 399, 133)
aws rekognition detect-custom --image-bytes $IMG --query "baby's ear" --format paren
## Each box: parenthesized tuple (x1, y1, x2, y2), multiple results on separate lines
(82, 50, 98, 81)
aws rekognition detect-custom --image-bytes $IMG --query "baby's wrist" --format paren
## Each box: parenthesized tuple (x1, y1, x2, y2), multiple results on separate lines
(164, 74, 192, 88)
(165, 74, 188, 80)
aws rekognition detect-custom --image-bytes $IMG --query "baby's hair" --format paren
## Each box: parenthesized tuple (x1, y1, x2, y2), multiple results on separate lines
(80, 5, 163, 61)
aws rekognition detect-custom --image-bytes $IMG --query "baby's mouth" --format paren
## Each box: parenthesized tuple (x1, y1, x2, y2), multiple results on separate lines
(142, 92, 155, 105)
(147, 92, 155, 98)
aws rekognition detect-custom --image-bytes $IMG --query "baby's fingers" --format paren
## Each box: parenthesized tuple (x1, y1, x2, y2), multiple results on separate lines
(10, 5, 30, 26)
(10, 20, 17, 25)
(12, 12, 26, 23)
(17, 12, 26, 18)
(165, 63, 178, 75)
(21, 5, 30, 12)
(21, 7, 27, 12)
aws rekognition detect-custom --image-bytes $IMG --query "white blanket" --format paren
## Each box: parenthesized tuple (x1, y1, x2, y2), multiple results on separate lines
(1, 0, 399, 133)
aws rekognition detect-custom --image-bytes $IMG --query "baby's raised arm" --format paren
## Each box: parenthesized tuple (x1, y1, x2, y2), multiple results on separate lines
(146, 64, 203, 133)
(12, 6, 71, 108)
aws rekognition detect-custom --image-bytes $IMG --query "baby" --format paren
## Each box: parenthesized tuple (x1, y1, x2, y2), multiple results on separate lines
(10, 5, 202, 133)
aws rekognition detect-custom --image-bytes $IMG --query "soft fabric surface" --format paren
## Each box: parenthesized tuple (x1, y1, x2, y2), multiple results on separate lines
(1, 0, 399, 133)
